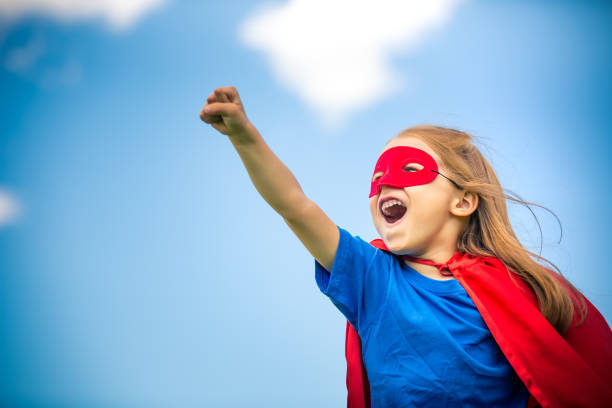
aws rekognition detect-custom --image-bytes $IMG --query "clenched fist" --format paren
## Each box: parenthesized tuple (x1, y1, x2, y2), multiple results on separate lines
(200, 86, 254, 142)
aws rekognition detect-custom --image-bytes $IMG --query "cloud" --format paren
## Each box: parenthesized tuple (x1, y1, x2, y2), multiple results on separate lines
(0, 188, 21, 227)
(2, 33, 82, 87)
(240, 0, 465, 128)
(3, 33, 45, 74)
(0, 0, 168, 31)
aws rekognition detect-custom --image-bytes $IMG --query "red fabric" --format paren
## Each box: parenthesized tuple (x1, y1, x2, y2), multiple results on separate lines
(345, 321, 370, 408)
(345, 240, 612, 408)
(369, 146, 438, 197)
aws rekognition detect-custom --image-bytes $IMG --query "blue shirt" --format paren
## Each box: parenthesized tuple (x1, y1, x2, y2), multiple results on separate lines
(315, 226, 530, 407)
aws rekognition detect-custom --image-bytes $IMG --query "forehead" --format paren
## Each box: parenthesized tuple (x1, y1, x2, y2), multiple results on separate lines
(379, 135, 441, 164)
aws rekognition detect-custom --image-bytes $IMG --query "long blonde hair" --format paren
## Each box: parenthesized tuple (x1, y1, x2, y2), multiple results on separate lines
(397, 125, 586, 334)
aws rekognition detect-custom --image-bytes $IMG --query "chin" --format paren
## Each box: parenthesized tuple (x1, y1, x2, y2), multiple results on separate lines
(381, 236, 412, 254)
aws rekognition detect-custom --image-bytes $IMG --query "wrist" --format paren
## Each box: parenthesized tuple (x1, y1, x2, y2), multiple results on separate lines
(229, 122, 260, 147)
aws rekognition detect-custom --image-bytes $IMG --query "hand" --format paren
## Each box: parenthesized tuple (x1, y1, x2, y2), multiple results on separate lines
(200, 86, 253, 141)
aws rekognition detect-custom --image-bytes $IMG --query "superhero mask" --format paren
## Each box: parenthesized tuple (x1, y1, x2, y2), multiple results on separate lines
(369, 146, 457, 198)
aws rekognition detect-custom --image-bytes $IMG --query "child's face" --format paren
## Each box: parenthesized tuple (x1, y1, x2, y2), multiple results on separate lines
(368, 136, 462, 255)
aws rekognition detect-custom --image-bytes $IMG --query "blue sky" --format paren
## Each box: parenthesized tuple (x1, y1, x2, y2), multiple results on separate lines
(1, 0, 611, 406)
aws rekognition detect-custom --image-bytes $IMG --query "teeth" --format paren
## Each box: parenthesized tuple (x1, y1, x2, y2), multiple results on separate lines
(381, 199, 405, 215)
(382, 200, 404, 209)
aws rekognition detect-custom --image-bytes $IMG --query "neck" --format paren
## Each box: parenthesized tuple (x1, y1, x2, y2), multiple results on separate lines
(403, 247, 458, 281)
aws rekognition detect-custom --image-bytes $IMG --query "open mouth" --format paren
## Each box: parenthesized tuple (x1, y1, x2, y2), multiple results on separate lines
(379, 197, 407, 224)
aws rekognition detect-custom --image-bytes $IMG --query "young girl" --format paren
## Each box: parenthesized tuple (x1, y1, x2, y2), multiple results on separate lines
(200, 86, 612, 407)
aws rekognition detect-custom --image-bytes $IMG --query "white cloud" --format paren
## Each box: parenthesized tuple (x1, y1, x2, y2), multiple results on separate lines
(0, 0, 168, 30)
(0, 188, 21, 227)
(240, 0, 465, 128)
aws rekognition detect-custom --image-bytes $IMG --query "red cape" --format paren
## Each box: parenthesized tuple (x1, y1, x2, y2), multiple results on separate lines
(345, 239, 612, 408)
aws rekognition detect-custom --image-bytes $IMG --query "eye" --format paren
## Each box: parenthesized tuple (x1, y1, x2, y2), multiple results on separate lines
(403, 163, 423, 172)
(372, 171, 383, 182)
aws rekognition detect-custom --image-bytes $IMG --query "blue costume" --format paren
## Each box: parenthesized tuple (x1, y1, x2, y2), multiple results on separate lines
(315, 226, 531, 407)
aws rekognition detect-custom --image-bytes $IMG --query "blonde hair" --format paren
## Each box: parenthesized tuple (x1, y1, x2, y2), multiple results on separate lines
(395, 125, 586, 334)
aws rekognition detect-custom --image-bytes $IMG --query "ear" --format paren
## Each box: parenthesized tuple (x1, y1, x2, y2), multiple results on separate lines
(450, 190, 478, 217)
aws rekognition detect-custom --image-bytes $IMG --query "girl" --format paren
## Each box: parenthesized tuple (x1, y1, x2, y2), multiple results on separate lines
(200, 86, 612, 407)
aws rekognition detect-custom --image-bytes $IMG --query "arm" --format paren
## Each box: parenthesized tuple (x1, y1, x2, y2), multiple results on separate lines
(200, 86, 339, 271)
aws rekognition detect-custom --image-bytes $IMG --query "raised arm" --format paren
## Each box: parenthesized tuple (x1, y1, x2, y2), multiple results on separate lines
(200, 86, 339, 271)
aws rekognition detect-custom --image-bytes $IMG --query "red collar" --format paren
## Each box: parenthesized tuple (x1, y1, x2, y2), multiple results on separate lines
(401, 251, 468, 276)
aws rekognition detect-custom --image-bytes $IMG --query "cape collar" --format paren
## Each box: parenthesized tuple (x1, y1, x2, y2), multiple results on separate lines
(401, 251, 469, 276)
(369, 238, 482, 278)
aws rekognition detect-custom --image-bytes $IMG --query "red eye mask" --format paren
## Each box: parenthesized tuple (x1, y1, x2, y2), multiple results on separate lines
(369, 146, 439, 198)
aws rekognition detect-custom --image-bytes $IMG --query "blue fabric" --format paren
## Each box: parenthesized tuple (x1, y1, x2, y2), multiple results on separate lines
(315, 226, 531, 408)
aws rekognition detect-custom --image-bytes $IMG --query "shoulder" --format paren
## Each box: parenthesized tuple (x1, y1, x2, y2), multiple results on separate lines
(458, 253, 541, 307)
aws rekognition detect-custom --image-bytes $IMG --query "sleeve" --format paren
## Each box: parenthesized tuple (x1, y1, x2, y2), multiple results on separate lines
(315, 225, 391, 331)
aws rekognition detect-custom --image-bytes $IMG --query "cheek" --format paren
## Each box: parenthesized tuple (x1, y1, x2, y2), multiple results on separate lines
(369, 198, 378, 218)
(404, 186, 447, 219)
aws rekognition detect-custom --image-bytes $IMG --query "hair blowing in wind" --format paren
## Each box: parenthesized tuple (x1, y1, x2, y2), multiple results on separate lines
(397, 125, 587, 335)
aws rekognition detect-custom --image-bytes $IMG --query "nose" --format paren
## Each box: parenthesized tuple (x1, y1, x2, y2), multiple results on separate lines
(380, 185, 403, 195)
(371, 179, 405, 198)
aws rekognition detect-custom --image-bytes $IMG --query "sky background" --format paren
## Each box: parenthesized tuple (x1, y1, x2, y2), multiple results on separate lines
(1, 0, 611, 406)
